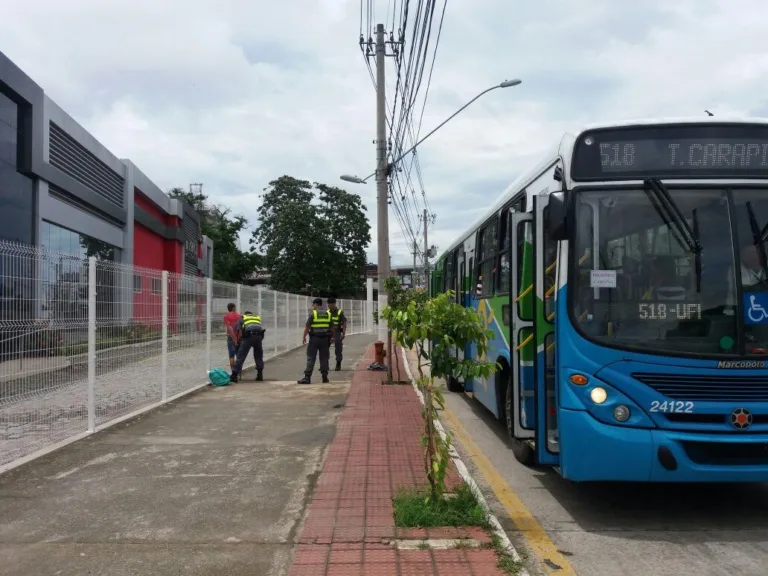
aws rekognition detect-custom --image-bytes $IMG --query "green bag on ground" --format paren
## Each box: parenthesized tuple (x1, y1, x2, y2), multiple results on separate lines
(208, 367, 231, 387)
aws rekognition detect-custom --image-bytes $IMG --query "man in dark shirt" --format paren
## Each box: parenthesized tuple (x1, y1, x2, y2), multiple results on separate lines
(297, 298, 334, 385)
(327, 297, 347, 371)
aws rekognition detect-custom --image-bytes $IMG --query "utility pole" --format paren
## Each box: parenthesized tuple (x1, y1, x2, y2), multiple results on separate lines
(421, 209, 436, 288)
(374, 22, 390, 344)
(412, 240, 419, 287)
(423, 208, 429, 288)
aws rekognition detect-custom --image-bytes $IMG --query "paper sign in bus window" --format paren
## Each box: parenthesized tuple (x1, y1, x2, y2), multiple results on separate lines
(590, 270, 617, 289)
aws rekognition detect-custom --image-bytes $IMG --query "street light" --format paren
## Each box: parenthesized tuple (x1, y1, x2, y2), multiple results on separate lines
(340, 174, 366, 184)
(339, 78, 523, 184)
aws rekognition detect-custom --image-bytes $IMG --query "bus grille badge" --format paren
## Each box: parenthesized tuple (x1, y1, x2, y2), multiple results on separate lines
(730, 408, 753, 430)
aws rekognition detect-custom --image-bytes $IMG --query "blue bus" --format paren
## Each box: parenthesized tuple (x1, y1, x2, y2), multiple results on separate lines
(430, 118, 768, 481)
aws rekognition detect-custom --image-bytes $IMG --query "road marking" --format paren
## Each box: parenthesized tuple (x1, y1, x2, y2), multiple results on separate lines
(442, 407, 577, 575)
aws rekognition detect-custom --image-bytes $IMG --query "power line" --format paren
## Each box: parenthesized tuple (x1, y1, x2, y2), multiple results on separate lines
(356, 0, 447, 260)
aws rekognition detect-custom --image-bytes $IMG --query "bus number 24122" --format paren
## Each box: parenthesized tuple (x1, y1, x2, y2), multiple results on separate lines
(649, 400, 694, 413)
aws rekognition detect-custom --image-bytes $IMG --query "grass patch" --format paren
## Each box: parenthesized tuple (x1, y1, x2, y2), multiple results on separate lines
(393, 483, 489, 528)
(488, 533, 527, 576)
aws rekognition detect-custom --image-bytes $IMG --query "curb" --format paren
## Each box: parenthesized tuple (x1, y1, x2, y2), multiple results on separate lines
(400, 346, 529, 575)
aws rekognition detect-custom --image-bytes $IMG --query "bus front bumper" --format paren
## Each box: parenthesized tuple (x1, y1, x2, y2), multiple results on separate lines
(560, 408, 768, 482)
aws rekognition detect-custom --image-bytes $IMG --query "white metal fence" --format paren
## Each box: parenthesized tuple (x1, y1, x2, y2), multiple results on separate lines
(0, 240, 373, 471)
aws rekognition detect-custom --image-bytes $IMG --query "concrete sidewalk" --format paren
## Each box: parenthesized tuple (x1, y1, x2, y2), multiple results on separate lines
(0, 334, 374, 576)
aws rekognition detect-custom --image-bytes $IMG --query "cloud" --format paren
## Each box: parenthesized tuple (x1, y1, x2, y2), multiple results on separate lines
(2, 0, 767, 268)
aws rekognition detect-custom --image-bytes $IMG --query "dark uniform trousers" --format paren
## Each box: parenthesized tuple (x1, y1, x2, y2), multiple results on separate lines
(330, 309, 344, 364)
(234, 331, 264, 374)
(333, 329, 343, 363)
(305, 333, 330, 378)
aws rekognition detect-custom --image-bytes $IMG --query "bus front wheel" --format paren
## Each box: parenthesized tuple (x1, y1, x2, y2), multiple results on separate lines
(511, 439, 535, 466)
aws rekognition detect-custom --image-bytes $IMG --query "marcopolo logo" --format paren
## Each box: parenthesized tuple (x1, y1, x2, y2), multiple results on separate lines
(716, 360, 766, 369)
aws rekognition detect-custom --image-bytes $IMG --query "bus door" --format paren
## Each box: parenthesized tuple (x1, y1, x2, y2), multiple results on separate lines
(534, 193, 559, 466)
(510, 211, 535, 441)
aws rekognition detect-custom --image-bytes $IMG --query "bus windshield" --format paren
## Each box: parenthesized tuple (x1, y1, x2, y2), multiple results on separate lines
(571, 187, 768, 357)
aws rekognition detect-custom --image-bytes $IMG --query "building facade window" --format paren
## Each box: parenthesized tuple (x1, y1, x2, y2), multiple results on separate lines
(39, 221, 119, 322)
(0, 91, 34, 245)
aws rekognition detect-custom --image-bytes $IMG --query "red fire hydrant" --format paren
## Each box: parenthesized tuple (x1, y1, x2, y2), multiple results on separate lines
(374, 341, 386, 364)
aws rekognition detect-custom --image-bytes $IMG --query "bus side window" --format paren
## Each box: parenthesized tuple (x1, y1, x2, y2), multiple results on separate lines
(443, 250, 454, 293)
(517, 221, 534, 321)
(468, 256, 475, 298)
(498, 209, 511, 294)
(478, 217, 498, 297)
(543, 206, 557, 322)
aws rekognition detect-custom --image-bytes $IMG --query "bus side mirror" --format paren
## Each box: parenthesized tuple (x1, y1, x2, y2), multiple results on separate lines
(547, 191, 568, 241)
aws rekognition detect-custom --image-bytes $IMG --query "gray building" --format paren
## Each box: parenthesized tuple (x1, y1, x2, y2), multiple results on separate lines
(0, 49, 213, 278)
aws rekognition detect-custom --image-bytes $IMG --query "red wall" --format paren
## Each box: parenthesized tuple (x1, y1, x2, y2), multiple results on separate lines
(135, 191, 171, 226)
(133, 190, 185, 331)
(132, 189, 209, 334)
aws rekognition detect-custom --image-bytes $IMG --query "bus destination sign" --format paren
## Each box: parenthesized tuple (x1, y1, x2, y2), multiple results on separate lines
(571, 124, 768, 180)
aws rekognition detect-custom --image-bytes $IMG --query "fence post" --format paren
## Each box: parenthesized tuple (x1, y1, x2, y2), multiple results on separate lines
(161, 271, 168, 402)
(205, 277, 212, 371)
(285, 292, 289, 352)
(366, 277, 374, 334)
(273, 291, 278, 357)
(295, 294, 300, 340)
(87, 256, 96, 433)
(236, 283, 241, 313)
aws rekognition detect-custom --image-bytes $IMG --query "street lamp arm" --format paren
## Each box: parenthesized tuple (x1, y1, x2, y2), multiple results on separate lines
(340, 78, 521, 185)
(389, 84, 501, 167)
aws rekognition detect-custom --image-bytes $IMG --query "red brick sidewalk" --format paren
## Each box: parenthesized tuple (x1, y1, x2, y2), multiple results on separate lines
(288, 345, 508, 576)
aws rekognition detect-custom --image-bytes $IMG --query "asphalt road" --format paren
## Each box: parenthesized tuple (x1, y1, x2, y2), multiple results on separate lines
(442, 388, 768, 576)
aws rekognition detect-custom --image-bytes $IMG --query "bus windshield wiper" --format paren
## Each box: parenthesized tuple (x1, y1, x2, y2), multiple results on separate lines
(644, 178, 702, 254)
(745, 201, 768, 280)
(692, 208, 701, 293)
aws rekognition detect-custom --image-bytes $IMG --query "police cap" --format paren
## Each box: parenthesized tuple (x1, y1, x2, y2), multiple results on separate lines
(312, 297, 323, 305)
(327, 297, 337, 304)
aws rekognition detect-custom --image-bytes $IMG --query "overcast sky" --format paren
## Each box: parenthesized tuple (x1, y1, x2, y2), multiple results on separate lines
(3, 0, 767, 267)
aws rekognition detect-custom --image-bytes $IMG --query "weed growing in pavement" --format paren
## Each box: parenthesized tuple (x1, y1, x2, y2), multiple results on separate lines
(393, 483, 489, 528)
(488, 532, 527, 576)
(382, 287, 496, 502)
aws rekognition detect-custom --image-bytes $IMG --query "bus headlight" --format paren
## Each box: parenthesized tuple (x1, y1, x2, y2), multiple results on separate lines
(590, 387, 608, 404)
(613, 405, 630, 422)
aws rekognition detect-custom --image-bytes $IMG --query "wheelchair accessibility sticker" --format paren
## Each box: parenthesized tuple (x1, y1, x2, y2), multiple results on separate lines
(744, 292, 768, 325)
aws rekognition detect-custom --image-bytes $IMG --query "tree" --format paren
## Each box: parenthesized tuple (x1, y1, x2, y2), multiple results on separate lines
(315, 183, 371, 296)
(251, 175, 371, 295)
(167, 187, 260, 283)
(382, 290, 496, 502)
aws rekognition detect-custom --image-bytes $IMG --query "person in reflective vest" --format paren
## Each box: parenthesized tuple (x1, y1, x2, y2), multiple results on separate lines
(230, 311, 267, 382)
(327, 297, 347, 371)
(298, 298, 335, 384)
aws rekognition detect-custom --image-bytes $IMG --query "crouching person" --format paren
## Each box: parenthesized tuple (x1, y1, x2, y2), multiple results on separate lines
(230, 311, 267, 382)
